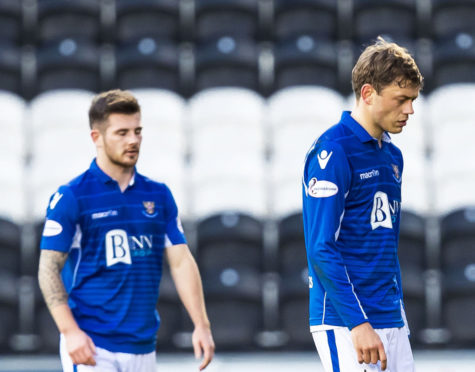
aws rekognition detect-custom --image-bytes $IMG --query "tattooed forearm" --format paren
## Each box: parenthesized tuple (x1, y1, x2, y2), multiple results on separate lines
(38, 250, 69, 310)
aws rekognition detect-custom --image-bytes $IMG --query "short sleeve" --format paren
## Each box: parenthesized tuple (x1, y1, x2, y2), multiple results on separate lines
(163, 185, 187, 247)
(40, 186, 79, 252)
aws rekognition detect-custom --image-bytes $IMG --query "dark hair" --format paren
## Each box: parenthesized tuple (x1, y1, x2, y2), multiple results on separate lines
(352, 36, 424, 99)
(88, 89, 140, 129)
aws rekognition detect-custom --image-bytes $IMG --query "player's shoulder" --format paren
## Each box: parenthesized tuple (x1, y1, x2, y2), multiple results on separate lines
(305, 124, 349, 165)
(135, 172, 172, 195)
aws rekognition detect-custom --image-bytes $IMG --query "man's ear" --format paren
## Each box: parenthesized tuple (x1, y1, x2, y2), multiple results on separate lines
(91, 128, 101, 145)
(360, 83, 375, 105)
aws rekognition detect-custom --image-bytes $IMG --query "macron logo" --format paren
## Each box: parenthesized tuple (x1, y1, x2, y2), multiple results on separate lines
(49, 192, 63, 210)
(317, 150, 333, 169)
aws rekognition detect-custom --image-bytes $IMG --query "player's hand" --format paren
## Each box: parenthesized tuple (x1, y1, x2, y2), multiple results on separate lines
(192, 324, 215, 370)
(64, 328, 96, 366)
(351, 322, 387, 370)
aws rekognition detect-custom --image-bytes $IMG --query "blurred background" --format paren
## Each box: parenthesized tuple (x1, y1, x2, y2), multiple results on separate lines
(0, 0, 475, 365)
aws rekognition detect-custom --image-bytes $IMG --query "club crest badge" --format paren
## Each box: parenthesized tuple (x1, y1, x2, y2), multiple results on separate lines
(142, 201, 158, 218)
(391, 164, 401, 183)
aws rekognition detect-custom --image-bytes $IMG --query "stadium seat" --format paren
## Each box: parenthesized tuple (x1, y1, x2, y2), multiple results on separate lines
(277, 212, 313, 349)
(197, 212, 264, 350)
(194, 0, 260, 42)
(193, 36, 261, 93)
(440, 207, 475, 345)
(188, 88, 267, 217)
(131, 88, 188, 216)
(432, 33, 475, 90)
(391, 95, 429, 214)
(36, 0, 102, 44)
(0, 0, 23, 45)
(267, 86, 345, 217)
(352, 0, 418, 45)
(273, 35, 339, 92)
(273, 0, 338, 42)
(398, 210, 427, 343)
(0, 43, 22, 95)
(0, 91, 26, 222)
(115, 0, 181, 44)
(431, 0, 475, 42)
(156, 263, 182, 351)
(34, 39, 102, 96)
(428, 84, 475, 213)
(28, 89, 96, 221)
(116, 39, 181, 94)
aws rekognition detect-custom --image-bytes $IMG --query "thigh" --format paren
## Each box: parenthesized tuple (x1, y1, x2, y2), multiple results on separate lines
(384, 328, 414, 372)
(59, 335, 117, 372)
(116, 351, 156, 372)
(313, 328, 373, 372)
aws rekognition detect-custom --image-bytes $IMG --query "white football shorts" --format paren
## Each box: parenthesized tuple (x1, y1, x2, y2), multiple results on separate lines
(312, 326, 415, 372)
(60, 335, 156, 372)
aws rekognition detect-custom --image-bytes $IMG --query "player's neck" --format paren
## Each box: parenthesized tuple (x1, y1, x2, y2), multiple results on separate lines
(351, 107, 384, 147)
(96, 155, 135, 192)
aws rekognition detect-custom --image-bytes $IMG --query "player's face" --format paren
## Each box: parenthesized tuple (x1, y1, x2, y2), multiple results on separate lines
(101, 112, 142, 168)
(369, 82, 419, 135)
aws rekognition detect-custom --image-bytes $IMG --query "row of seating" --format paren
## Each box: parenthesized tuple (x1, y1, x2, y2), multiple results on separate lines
(3, 84, 475, 225)
(1, 0, 473, 45)
(1, 31, 474, 98)
(1, 207, 475, 352)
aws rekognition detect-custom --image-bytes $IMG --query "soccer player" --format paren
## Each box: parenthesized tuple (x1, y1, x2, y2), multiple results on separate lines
(302, 37, 423, 371)
(38, 90, 215, 371)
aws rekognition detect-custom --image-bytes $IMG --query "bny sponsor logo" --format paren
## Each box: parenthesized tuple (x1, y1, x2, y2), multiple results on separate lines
(105, 229, 153, 267)
(370, 191, 400, 230)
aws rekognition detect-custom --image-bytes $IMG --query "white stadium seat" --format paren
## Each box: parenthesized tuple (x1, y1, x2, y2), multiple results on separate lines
(188, 88, 267, 217)
(267, 86, 345, 217)
(28, 89, 95, 220)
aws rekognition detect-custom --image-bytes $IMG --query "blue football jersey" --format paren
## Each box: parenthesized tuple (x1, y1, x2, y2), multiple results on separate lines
(40, 159, 187, 353)
(302, 111, 406, 331)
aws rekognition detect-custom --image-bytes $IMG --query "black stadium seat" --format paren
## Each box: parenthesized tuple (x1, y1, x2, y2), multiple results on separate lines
(432, 33, 475, 90)
(115, 38, 181, 93)
(197, 212, 264, 349)
(115, 0, 181, 44)
(440, 207, 475, 345)
(398, 210, 427, 344)
(431, 0, 475, 42)
(36, 0, 101, 44)
(0, 43, 22, 95)
(273, 35, 338, 92)
(352, 0, 418, 45)
(0, 0, 23, 45)
(194, 0, 260, 42)
(193, 36, 261, 93)
(34, 38, 102, 95)
(277, 212, 313, 350)
(273, 0, 338, 42)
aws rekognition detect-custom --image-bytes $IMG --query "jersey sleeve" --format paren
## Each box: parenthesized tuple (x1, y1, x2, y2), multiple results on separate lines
(163, 185, 187, 247)
(40, 186, 79, 253)
(303, 140, 368, 330)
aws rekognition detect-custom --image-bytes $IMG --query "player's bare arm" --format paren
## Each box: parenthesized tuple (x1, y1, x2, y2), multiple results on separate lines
(38, 250, 96, 366)
(166, 244, 215, 370)
(351, 322, 387, 371)
(38, 250, 69, 309)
